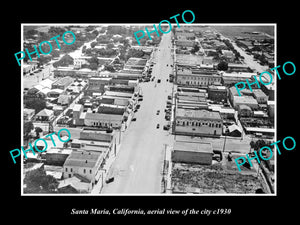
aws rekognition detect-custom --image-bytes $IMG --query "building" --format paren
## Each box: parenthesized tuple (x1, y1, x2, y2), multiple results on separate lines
(53, 67, 97, 78)
(51, 76, 74, 90)
(84, 112, 123, 128)
(63, 150, 104, 188)
(45, 148, 72, 166)
(238, 104, 253, 117)
(207, 85, 227, 102)
(85, 77, 111, 96)
(176, 69, 221, 87)
(175, 108, 223, 137)
(253, 89, 268, 104)
(222, 50, 235, 62)
(35, 109, 54, 121)
(172, 141, 214, 165)
(233, 96, 258, 110)
(267, 100, 275, 118)
(227, 124, 242, 137)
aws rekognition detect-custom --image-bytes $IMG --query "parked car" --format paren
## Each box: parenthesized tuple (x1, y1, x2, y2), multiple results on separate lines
(163, 124, 170, 130)
(156, 110, 160, 115)
(157, 79, 161, 83)
(132, 117, 137, 121)
(105, 176, 114, 184)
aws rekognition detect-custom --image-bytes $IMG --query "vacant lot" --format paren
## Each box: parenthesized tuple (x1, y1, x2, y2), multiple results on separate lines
(171, 162, 263, 194)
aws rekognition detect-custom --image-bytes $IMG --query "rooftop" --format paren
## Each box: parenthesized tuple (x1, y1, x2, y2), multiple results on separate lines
(173, 141, 213, 154)
(176, 108, 222, 120)
(63, 150, 103, 168)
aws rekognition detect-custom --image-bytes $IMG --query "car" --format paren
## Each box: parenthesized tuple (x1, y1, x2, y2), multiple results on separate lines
(163, 124, 170, 130)
(157, 79, 161, 83)
(132, 117, 137, 121)
(156, 124, 160, 129)
(167, 95, 172, 100)
(105, 177, 114, 184)
(156, 110, 160, 115)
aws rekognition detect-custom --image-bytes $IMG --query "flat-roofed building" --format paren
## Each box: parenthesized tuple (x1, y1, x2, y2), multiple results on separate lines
(175, 108, 223, 137)
(176, 69, 221, 87)
(253, 89, 269, 104)
(208, 85, 227, 102)
(233, 96, 258, 110)
(84, 112, 123, 128)
(172, 141, 214, 165)
(51, 76, 74, 90)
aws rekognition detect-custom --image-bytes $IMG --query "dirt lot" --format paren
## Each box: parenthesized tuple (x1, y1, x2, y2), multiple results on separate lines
(171, 162, 263, 194)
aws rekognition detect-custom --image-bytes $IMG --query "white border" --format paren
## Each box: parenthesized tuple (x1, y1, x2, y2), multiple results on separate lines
(21, 23, 277, 196)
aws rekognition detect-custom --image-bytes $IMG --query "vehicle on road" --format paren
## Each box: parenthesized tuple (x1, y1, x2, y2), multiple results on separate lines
(163, 124, 170, 130)
(156, 124, 160, 129)
(105, 177, 114, 184)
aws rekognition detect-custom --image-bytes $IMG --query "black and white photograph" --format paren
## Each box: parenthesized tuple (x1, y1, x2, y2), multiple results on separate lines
(20, 23, 276, 195)
(4, 4, 298, 221)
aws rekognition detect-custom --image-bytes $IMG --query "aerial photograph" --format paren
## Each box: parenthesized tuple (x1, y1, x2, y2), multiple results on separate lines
(21, 24, 276, 195)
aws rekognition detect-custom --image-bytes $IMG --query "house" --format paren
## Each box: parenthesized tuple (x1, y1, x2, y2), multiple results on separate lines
(222, 50, 235, 62)
(172, 141, 214, 165)
(35, 109, 54, 121)
(63, 150, 105, 189)
(57, 94, 72, 106)
(227, 124, 242, 137)
(58, 175, 91, 193)
(175, 108, 223, 137)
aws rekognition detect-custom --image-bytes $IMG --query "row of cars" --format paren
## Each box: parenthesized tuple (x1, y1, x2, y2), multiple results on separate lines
(163, 95, 172, 130)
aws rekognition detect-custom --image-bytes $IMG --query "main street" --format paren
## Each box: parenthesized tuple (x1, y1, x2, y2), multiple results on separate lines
(101, 33, 174, 194)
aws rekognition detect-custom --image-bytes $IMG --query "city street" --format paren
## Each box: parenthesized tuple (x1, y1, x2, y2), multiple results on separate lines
(101, 32, 174, 194)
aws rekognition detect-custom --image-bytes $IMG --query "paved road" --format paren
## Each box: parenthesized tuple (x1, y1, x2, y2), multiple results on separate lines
(101, 33, 174, 194)
(210, 27, 269, 73)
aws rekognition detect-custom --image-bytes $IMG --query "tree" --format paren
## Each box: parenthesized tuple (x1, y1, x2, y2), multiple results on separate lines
(104, 64, 115, 72)
(24, 98, 46, 114)
(217, 61, 228, 71)
(53, 54, 74, 68)
(35, 127, 43, 138)
(24, 168, 58, 193)
(51, 49, 60, 58)
(90, 41, 97, 48)
(24, 121, 34, 137)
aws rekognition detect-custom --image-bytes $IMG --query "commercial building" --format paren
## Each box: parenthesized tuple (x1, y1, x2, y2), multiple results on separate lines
(253, 89, 269, 104)
(51, 76, 74, 90)
(233, 96, 258, 110)
(207, 85, 227, 102)
(85, 77, 111, 96)
(172, 141, 214, 165)
(84, 112, 123, 128)
(63, 150, 104, 188)
(176, 69, 221, 87)
(175, 108, 223, 137)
